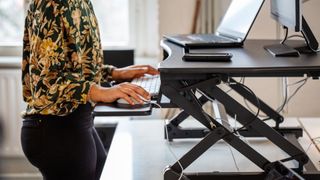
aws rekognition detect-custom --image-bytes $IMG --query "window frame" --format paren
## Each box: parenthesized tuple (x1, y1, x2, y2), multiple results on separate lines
(121, 0, 159, 57)
(0, 0, 160, 58)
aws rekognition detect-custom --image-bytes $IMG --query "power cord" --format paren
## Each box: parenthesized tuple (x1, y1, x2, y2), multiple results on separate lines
(154, 102, 186, 180)
(280, 26, 289, 44)
(225, 77, 245, 94)
(304, 136, 320, 167)
(224, 78, 270, 120)
(262, 77, 309, 122)
(305, 137, 320, 153)
(286, 77, 309, 104)
(214, 117, 245, 172)
(233, 77, 309, 122)
(281, 26, 320, 52)
(230, 81, 261, 132)
(198, 90, 253, 172)
(198, 80, 261, 138)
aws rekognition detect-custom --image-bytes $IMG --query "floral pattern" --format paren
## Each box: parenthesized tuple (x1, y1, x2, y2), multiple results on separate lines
(22, 0, 114, 116)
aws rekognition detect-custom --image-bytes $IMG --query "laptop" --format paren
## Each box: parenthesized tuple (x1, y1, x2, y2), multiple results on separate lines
(164, 0, 265, 48)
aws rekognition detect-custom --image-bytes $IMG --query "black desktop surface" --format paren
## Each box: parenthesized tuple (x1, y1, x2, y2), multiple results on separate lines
(159, 39, 320, 77)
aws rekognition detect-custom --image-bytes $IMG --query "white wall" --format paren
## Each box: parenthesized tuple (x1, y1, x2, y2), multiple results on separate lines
(159, 0, 320, 117)
(159, 0, 196, 36)
(236, 0, 320, 117)
(158, 0, 196, 61)
(281, 1, 320, 117)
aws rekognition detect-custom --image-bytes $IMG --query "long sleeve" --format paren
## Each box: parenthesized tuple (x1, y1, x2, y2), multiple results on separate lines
(22, 0, 108, 116)
(22, 16, 31, 103)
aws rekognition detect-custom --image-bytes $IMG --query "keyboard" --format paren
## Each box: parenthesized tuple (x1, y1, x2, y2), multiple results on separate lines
(131, 75, 161, 99)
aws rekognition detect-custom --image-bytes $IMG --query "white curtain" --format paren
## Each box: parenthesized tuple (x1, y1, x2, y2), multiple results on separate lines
(195, 0, 215, 34)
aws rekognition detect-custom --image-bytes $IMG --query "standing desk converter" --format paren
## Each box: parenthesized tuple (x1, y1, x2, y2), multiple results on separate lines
(159, 39, 320, 179)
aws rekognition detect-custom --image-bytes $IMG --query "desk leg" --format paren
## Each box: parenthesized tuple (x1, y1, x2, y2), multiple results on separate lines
(169, 95, 209, 126)
(165, 95, 210, 141)
(164, 77, 303, 140)
(161, 77, 319, 179)
(199, 85, 309, 167)
(161, 83, 271, 171)
(164, 127, 271, 180)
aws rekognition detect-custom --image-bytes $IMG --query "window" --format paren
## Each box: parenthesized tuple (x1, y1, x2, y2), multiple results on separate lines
(92, 0, 130, 46)
(0, 0, 159, 57)
(0, 0, 25, 44)
(93, 0, 159, 57)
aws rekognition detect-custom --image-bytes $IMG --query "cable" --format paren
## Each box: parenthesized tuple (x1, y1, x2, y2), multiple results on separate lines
(164, 123, 185, 180)
(287, 34, 304, 39)
(151, 102, 162, 109)
(275, 77, 308, 113)
(314, 137, 320, 143)
(224, 78, 270, 120)
(227, 144, 240, 172)
(190, 89, 246, 172)
(225, 77, 245, 94)
(231, 115, 252, 146)
(298, 119, 320, 155)
(262, 78, 308, 122)
(207, 78, 261, 134)
(286, 77, 308, 104)
(201, 79, 261, 135)
(225, 78, 270, 121)
(282, 26, 320, 53)
(199, 87, 257, 171)
(305, 137, 320, 155)
(231, 82, 261, 132)
(276, 78, 289, 113)
(238, 77, 309, 122)
(182, 80, 216, 129)
(287, 77, 308, 86)
(280, 26, 289, 44)
(259, 78, 288, 122)
(305, 138, 320, 153)
(157, 102, 185, 180)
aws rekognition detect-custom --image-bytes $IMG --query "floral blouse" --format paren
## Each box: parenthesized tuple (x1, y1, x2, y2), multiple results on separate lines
(22, 0, 114, 116)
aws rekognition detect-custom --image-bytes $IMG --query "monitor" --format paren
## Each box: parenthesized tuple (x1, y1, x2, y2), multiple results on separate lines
(270, 0, 302, 32)
(265, 0, 319, 57)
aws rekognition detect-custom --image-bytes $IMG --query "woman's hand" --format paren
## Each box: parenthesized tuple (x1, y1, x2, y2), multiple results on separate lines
(88, 83, 150, 105)
(111, 65, 159, 81)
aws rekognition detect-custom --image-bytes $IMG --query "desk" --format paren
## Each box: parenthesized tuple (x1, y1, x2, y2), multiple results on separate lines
(158, 39, 320, 179)
(160, 39, 320, 77)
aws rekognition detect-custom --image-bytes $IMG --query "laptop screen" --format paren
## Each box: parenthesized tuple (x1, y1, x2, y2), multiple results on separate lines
(216, 0, 264, 41)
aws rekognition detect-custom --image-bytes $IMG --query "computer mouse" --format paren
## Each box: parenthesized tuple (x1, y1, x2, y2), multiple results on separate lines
(116, 96, 151, 109)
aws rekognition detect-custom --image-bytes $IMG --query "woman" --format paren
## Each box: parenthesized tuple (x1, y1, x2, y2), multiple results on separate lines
(21, 0, 158, 179)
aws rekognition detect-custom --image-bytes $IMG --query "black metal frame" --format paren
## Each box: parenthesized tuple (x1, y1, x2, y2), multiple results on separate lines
(160, 74, 320, 180)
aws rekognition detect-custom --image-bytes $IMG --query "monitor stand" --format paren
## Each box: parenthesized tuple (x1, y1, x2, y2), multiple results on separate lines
(264, 43, 300, 57)
(301, 16, 319, 51)
(264, 16, 319, 57)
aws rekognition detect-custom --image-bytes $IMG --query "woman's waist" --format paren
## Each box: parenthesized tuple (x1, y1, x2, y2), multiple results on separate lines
(23, 103, 94, 128)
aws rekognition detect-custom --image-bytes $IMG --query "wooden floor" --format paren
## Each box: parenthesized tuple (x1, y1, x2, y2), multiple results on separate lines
(1, 117, 319, 180)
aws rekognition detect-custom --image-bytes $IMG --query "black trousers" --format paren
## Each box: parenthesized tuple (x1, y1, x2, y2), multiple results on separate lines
(21, 104, 106, 180)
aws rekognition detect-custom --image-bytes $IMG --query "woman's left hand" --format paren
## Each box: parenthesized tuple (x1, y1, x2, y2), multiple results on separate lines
(111, 65, 159, 81)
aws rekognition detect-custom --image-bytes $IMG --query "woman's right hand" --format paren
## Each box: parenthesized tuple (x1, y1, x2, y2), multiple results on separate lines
(88, 83, 150, 105)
